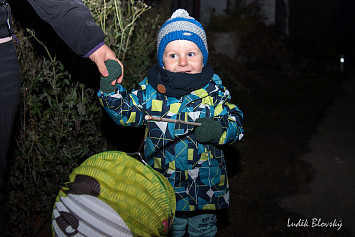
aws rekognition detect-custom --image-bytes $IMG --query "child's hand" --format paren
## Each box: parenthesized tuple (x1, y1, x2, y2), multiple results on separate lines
(100, 60, 123, 93)
(194, 117, 223, 143)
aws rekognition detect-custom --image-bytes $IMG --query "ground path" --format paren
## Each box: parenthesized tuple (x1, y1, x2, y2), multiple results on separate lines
(216, 68, 353, 236)
(279, 74, 355, 235)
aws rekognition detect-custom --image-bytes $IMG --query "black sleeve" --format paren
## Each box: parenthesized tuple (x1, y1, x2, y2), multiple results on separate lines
(27, 0, 105, 57)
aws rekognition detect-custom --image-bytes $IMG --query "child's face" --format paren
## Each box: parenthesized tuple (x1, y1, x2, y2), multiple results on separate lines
(163, 40, 203, 74)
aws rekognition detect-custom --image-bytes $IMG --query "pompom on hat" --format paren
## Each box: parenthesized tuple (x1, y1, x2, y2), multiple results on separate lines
(157, 9, 208, 67)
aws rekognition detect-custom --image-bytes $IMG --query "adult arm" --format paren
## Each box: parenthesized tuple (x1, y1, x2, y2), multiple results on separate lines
(27, 0, 123, 80)
(27, 0, 104, 57)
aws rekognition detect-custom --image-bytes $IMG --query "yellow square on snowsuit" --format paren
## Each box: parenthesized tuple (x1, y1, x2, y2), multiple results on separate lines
(202, 96, 214, 106)
(170, 103, 181, 114)
(194, 88, 208, 98)
(169, 160, 176, 170)
(127, 112, 136, 124)
(219, 174, 225, 186)
(227, 103, 236, 110)
(154, 157, 162, 169)
(188, 149, 194, 161)
(202, 204, 216, 210)
(219, 132, 227, 144)
(200, 152, 209, 162)
(151, 99, 163, 112)
(214, 104, 223, 116)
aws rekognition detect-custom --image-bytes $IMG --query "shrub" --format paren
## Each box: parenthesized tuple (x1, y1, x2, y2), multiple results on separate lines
(207, 1, 293, 73)
(83, 0, 168, 89)
(5, 1, 167, 235)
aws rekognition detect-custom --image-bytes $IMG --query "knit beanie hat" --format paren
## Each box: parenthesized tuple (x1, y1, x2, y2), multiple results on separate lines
(157, 9, 208, 68)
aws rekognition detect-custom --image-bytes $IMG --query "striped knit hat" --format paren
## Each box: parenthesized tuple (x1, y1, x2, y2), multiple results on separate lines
(157, 9, 208, 67)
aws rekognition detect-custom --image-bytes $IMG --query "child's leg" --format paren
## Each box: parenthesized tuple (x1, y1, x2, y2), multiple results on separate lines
(169, 212, 188, 237)
(187, 213, 217, 237)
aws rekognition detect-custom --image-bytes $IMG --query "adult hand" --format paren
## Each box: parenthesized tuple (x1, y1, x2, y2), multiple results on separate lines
(89, 44, 124, 84)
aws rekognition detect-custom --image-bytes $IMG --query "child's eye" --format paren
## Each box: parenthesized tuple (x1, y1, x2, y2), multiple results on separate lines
(188, 52, 195, 57)
(169, 54, 177, 59)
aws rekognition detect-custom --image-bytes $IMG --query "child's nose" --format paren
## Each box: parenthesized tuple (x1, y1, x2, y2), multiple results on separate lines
(178, 56, 188, 66)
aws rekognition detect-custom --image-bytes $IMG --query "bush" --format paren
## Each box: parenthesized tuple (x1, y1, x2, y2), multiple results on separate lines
(5, 1, 167, 235)
(6, 29, 107, 236)
(239, 24, 293, 73)
(207, 2, 293, 73)
(83, 0, 169, 89)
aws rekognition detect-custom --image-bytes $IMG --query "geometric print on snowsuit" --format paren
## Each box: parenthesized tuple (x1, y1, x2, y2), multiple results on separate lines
(98, 73, 244, 212)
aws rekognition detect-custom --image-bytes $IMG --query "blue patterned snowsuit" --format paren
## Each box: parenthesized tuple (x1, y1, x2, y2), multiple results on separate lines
(98, 73, 244, 211)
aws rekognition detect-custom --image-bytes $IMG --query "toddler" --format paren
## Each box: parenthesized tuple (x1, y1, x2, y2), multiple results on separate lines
(98, 9, 244, 237)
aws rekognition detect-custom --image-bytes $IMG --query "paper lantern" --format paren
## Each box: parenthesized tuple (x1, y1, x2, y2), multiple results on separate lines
(52, 151, 175, 236)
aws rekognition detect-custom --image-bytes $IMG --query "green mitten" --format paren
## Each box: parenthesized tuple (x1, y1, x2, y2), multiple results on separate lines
(100, 59, 122, 93)
(194, 117, 223, 143)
